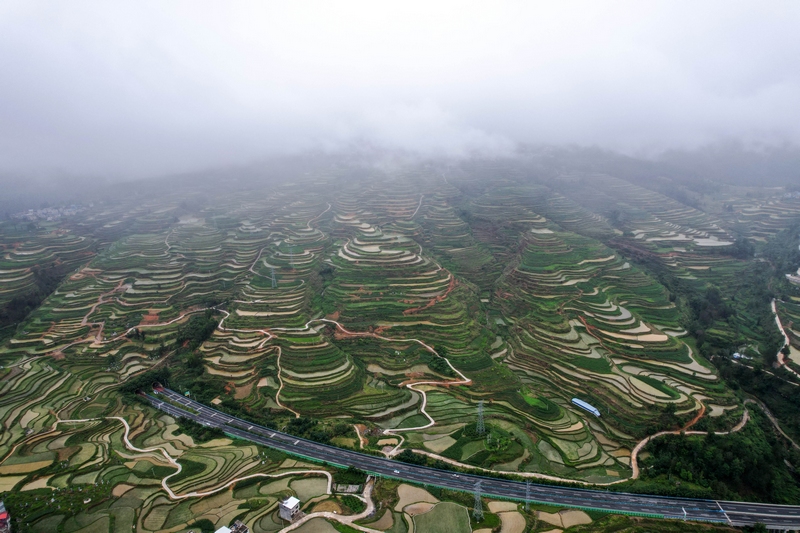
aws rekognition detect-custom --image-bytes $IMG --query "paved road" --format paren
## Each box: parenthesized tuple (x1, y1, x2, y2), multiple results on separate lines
(147, 388, 800, 530)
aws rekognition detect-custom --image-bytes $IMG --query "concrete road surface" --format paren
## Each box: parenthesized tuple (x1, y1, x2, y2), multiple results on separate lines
(146, 388, 800, 530)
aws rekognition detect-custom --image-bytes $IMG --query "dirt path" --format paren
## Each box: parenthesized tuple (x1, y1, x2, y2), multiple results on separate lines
(410, 449, 627, 486)
(745, 398, 800, 450)
(279, 477, 380, 533)
(274, 346, 300, 418)
(56, 415, 331, 499)
(307, 203, 332, 229)
(272, 317, 471, 454)
(308, 320, 471, 438)
(629, 403, 747, 480)
(45, 305, 211, 355)
(354, 424, 368, 449)
(215, 309, 299, 417)
(772, 299, 800, 378)
(217, 309, 275, 348)
(410, 195, 424, 219)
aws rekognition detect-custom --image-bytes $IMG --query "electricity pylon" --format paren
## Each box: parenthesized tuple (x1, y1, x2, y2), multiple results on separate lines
(473, 481, 483, 522)
(476, 400, 485, 436)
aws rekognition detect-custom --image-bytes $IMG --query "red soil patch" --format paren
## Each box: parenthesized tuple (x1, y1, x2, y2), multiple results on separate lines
(402, 275, 457, 315)
(140, 311, 160, 325)
(682, 402, 706, 431)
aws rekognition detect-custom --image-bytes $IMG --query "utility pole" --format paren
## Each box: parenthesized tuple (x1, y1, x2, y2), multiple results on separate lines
(477, 400, 485, 436)
(289, 246, 295, 269)
(473, 481, 483, 522)
(271, 267, 277, 288)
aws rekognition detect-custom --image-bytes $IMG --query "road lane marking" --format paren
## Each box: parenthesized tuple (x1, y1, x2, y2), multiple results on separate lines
(716, 501, 732, 524)
(148, 393, 800, 528)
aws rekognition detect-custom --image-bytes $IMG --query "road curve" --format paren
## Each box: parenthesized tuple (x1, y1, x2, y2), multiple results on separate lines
(147, 388, 800, 530)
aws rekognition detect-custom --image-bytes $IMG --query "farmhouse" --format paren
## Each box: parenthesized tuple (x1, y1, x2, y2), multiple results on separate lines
(214, 520, 249, 533)
(279, 496, 302, 522)
(571, 398, 601, 417)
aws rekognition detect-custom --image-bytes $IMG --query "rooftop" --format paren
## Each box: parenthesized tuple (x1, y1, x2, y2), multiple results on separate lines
(282, 496, 300, 508)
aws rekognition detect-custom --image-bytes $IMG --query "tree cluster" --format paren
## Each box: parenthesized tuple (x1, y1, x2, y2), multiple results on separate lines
(175, 310, 219, 352)
(640, 410, 800, 503)
(0, 262, 69, 337)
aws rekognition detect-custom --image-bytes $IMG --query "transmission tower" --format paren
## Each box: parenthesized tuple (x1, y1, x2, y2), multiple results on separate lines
(289, 246, 295, 269)
(525, 480, 531, 512)
(472, 481, 484, 522)
(476, 400, 485, 436)
(270, 267, 277, 288)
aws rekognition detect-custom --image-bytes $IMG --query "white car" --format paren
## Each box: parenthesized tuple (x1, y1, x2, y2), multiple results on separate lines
(393, 469, 400, 474)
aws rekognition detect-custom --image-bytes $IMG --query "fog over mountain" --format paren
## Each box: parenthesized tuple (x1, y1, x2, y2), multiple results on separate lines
(1, 1, 799, 179)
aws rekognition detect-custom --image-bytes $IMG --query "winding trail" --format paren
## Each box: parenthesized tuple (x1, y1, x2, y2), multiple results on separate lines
(55, 415, 332, 500)
(745, 398, 800, 450)
(278, 477, 379, 533)
(629, 403, 748, 480)
(32, 204, 766, 491)
(51, 305, 215, 355)
(215, 309, 300, 417)
(409, 195, 424, 219)
(307, 203, 332, 229)
(272, 317, 471, 454)
(273, 346, 300, 418)
(772, 298, 800, 378)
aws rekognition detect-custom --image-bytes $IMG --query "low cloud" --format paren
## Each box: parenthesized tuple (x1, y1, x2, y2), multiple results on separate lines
(0, 1, 798, 179)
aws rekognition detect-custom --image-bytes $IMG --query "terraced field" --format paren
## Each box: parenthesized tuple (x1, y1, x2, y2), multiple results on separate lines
(0, 161, 788, 530)
(497, 222, 730, 462)
(720, 191, 800, 241)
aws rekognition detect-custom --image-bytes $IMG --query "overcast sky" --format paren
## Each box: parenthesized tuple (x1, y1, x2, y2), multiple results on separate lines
(1, 1, 799, 179)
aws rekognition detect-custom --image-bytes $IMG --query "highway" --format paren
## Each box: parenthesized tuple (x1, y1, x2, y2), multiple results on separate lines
(147, 388, 800, 530)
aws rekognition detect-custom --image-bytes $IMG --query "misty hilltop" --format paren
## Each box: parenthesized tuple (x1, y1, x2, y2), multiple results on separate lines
(1, 1, 800, 179)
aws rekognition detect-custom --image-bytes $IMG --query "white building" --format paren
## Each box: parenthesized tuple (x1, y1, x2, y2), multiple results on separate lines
(279, 496, 301, 522)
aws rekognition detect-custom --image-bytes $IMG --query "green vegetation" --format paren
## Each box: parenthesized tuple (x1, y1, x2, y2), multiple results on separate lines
(413, 502, 471, 533)
(175, 416, 226, 443)
(4, 158, 800, 532)
(718, 361, 800, 443)
(0, 262, 71, 340)
(333, 466, 368, 486)
(638, 408, 800, 503)
(175, 310, 220, 352)
(564, 514, 741, 532)
(340, 495, 366, 514)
